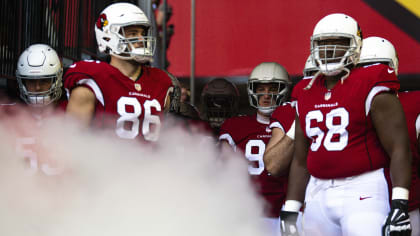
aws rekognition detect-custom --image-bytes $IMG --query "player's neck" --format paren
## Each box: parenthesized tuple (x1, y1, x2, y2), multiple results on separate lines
(324, 71, 347, 90)
(110, 57, 142, 81)
(256, 110, 270, 124)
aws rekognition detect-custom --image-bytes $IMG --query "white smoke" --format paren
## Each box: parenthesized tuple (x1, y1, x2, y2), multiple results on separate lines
(0, 109, 269, 236)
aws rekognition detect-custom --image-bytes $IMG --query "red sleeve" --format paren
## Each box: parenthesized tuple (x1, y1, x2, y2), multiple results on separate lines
(269, 103, 295, 132)
(218, 117, 237, 146)
(63, 61, 106, 106)
(219, 117, 235, 137)
(291, 78, 311, 118)
(362, 64, 400, 116)
(371, 64, 400, 92)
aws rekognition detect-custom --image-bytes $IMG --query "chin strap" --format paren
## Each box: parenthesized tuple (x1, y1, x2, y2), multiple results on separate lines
(304, 67, 351, 90)
(340, 67, 350, 84)
(304, 71, 322, 90)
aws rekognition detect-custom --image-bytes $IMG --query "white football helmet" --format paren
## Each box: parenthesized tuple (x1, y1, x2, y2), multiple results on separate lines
(359, 36, 399, 75)
(16, 44, 63, 106)
(311, 13, 362, 76)
(248, 62, 291, 115)
(303, 55, 318, 77)
(95, 2, 155, 63)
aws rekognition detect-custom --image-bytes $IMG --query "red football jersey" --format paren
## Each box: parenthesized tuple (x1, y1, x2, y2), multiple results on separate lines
(292, 64, 400, 179)
(0, 104, 62, 175)
(64, 60, 172, 142)
(219, 114, 288, 217)
(398, 91, 420, 211)
(270, 102, 296, 132)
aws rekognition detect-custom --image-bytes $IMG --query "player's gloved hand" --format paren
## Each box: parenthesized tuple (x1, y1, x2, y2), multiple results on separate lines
(382, 199, 411, 236)
(280, 210, 299, 236)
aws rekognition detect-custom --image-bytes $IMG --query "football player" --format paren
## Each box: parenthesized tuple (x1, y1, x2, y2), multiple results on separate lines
(359, 36, 420, 236)
(16, 44, 66, 110)
(1, 43, 66, 175)
(280, 14, 412, 236)
(219, 62, 292, 236)
(201, 78, 240, 135)
(64, 2, 173, 142)
(264, 56, 317, 177)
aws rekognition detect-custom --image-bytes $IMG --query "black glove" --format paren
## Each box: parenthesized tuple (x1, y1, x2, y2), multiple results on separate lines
(382, 199, 411, 236)
(280, 210, 299, 236)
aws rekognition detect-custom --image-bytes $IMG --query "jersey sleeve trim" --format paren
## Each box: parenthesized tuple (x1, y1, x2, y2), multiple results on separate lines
(269, 121, 285, 132)
(416, 114, 420, 139)
(76, 79, 104, 106)
(219, 133, 236, 150)
(365, 86, 390, 116)
(295, 101, 300, 117)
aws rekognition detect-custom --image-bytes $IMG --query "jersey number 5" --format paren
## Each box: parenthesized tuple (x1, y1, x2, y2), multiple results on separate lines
(305, 107, 349, 151)
(116, 96, 161, 141)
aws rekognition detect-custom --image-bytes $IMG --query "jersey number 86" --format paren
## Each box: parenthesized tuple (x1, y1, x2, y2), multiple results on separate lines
(116, 96, 161, 141)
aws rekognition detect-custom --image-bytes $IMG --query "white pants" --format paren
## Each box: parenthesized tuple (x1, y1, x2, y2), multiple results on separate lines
(262, 217, 281, 236)
(409, 209, 420, 236)
(302, 169, 389, 236)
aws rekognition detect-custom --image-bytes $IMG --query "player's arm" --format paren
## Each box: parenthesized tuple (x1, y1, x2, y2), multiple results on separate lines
(66, 86, 96, 126)
(218, 137, 236, 161)
(280, 116, 309, 236)
(220, 139, 234, 154)
(263, 125, 294, 177)
(371, 92, 412, 236)
(285, 116, 310, 203)
(371, 92, 411, 191)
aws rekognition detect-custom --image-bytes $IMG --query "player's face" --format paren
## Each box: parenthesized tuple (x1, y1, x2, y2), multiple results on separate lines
(317, 38, 350, 63)
(255, 83, 278, 107)
(123, 25, 146, 48)
(24, 78, 53, 93)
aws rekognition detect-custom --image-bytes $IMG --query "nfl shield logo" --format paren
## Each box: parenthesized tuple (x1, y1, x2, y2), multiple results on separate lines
(324, 91, 331, 101)
(134, 83, 142, 91)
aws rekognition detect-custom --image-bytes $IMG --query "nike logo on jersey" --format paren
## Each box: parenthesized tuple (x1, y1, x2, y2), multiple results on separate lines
(388, 68, 394, 74)
(266, 127, 272, 133)
(359, 196, 372, 200)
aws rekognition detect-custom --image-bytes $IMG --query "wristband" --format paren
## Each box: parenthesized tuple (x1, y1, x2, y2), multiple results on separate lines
(392, 187, 409, 200)
(283, 200, 302, 212)
(286, 121, 295, 140)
